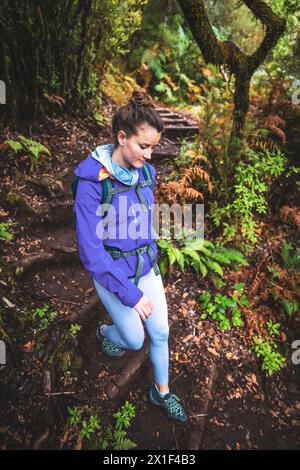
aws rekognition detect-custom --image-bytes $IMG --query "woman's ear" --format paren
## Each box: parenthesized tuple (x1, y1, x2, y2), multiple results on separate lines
(117, 129, 126, 146)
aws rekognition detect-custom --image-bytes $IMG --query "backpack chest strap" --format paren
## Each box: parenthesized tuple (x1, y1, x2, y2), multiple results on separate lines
(104, 243, 160, 286)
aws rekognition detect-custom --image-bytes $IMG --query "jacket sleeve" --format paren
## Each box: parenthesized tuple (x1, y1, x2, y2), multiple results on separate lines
(74, 178, 144, 308)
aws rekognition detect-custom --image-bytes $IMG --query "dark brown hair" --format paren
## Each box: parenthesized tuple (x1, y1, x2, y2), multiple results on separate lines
(112, 90, 164, 147)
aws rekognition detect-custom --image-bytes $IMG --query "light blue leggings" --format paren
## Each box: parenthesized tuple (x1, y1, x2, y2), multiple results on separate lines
(93, 267, 169, 385)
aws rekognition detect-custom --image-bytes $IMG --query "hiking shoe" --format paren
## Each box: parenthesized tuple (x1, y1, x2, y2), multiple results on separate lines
(95, 322, 125, 358)
(148, 385, 188, 424)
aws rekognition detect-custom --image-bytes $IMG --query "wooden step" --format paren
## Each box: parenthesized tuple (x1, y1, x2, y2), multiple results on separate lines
(155, 107, 173, 113)
(161, 117, 187, 124)
(151, 148, 180, 161)
(163, 125, 199, 139)
(159, 112, 182, 119)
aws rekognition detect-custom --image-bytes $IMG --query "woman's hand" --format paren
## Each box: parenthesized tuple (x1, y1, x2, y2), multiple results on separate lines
(133, 295, 154, 321)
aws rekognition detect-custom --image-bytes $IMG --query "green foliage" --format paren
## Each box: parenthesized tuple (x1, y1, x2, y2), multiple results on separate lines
(206, 0, 265, 55)
(210, 149, 288, 244)
(264, 0, 300, 80)
(157, 236, 248, 280)
(1, 0, 147, 117)
(266, 320, 282, 337)
(67, 402, 136, 450)
(282, 299, 299, 318)
(127, 1, 204, 105)
(80, 415, 101, 441)
(69, 324, 82, 337)
(252, 319, 286, 376)
(67, 407, 83, 426)
(199, 282, 249, 330)
(5, 135, 50, 171)
(252, 337, 286, 375)
(32, 303, 57, 332)
(100, 401, 136, 450)
(0, 222, 15, 241)
(113, 401, 136, 431)
(280, 241, 300, 272)
(252, 330, 286, 376)
(93, 111, 111, 128)
(267, 240, 300, 319)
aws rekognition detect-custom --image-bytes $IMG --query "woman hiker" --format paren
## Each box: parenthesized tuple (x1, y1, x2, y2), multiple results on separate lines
(73, 90, 188, 424)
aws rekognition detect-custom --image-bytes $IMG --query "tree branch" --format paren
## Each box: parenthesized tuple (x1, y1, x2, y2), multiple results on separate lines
(177, 0, 224, 65)
(243, 0, 286, 72)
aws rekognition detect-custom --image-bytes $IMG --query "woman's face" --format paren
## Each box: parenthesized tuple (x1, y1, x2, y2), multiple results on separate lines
(117, 122, 161, 169)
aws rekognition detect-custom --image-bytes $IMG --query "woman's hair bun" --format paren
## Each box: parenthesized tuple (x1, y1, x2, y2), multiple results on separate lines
(128, 90, 154, 108)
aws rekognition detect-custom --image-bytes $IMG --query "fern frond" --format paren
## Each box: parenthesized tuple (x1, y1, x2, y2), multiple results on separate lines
(204, 260, 224, 277)
(216, 248, 248, 265)
(211, 252, 231, 264)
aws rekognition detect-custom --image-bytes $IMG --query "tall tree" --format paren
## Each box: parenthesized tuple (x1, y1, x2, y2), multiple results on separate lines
(177, 0, 286, 164)
(0, 0, 147, 121)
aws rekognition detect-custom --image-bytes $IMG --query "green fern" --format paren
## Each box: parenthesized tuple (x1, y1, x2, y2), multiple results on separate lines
(157, 237, 248, 278)
(281, 241, 300, 272)
(5, 135, 50, 171)
(112, 430, 137, 450)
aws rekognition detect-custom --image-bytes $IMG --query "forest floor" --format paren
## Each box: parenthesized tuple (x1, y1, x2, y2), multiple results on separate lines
(0, 101, 299, 450)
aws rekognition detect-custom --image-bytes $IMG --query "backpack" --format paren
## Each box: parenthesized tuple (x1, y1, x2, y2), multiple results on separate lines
(70, 162, 159, 286)
(70, 162, 153, 226)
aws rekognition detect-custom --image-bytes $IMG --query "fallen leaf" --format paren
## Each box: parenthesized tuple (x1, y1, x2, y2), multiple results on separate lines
(22, 341, 34, 353)
(280, 332, 287, 342)
(208, 347, 220, 357)
(182, 334, 194, 343)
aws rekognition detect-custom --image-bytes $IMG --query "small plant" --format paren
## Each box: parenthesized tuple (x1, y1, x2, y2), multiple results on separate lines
(32, 303, 57, 332)
(199, 282, 249, 330)
(101, 401, 136, 450)
(209, 148, 287, 244)
(252, 337, 286, 376)
(252, 319, 286, 375)
(113, 401, 136, 431)
(67, 406, 83, 426)
(5, 135, 50, 171)
(266, 320, 281, 337)
(80, 415, 101, 441)
(66, 402, 137, 450)
(0, 222, 15, 241)
(69, 323, 82, 337)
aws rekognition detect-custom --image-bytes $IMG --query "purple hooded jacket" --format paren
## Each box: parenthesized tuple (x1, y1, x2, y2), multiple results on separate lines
(73, 145, 158, 308)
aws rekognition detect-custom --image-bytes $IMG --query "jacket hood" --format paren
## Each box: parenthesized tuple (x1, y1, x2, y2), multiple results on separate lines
(74, 143, 141, 185)
(74, 144, 114, 183)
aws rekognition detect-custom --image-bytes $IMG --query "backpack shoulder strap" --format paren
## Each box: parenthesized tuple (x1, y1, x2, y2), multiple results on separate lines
(100, 178, 112, 204)
(71, 175, 114, 226)
(71, 176, 80, 201)
(71, 175, 111, 204)
(141, 162, 153, 187)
